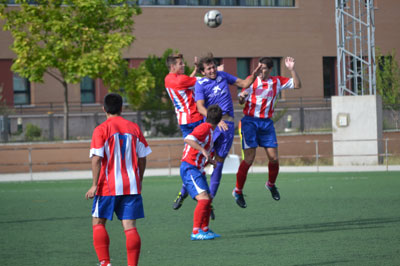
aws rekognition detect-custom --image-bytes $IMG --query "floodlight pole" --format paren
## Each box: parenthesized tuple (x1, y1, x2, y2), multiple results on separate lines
(335, 0, 376, 96)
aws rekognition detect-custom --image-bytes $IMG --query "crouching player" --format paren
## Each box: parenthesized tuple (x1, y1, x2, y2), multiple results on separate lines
(180, 104, 222, 240)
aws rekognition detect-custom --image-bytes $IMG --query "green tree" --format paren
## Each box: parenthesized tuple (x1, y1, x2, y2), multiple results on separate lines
(132, 48, 193, 137)
(376, 48, 400, 129)
(0, 84, 13, 115)
(0, 0, 148, 139)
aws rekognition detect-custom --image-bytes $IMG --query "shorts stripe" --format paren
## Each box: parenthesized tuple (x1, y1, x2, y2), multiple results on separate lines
(191, 174, 206, 195)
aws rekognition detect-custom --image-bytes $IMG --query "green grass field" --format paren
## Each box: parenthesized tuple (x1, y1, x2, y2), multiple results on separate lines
(1, 172, 400, 266)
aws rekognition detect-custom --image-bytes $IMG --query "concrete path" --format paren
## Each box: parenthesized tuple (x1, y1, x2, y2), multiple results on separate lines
(1, 165, 399, 182)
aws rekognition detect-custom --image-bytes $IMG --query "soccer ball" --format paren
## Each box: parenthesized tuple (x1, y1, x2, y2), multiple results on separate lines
(204, 10, 222, 28)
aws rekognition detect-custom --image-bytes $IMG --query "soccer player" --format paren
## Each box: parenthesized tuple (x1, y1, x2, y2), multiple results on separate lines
(180, 104, 222, 240)
(85, 93, 152, 266)
(195, 55, 262, 214)
(164, 53, 203, 210)
(233, 57, 301, 208)
(166, 54, 224, 212)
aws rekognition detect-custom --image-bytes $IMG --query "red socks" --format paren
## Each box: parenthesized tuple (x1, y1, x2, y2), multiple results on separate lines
(201, 200, 212, 232)
(93, 224, 141, 266)
(267, 161, 279, 187)
(235, 160, 252, 194)
(125, 228, 141, 266)
(93, 224, 110, 264)
(193, 199, 211, 234)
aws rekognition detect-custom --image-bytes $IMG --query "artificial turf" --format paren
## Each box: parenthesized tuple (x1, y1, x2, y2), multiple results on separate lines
(1, 171, 399, 266)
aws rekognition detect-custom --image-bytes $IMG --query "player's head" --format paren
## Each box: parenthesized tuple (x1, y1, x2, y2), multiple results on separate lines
(198, 56, 217, 80)
(259, 57, 274, 79)
(259, 57, 274, 69)
(103, 93, 123, 115)
(206, 104, 222, 125)
(166, 53, 185, 74)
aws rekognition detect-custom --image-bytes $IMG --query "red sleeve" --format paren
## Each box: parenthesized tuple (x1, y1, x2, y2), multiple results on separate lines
(278, 76, 290, 86)
(176, 75, 197, 89)
(91, 126, 105, 149)
(187, 123, 208, 141)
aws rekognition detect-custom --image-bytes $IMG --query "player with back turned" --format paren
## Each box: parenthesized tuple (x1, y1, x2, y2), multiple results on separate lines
(233, 57, 301, 208)
(85, 93, 152, 266)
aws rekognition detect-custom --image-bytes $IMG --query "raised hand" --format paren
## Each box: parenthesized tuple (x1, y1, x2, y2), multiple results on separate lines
(285, 57, 295, 71)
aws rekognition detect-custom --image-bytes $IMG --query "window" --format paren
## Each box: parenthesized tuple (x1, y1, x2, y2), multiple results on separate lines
(269, 58, 281, 77)
(236, 58, 251, 80)
(323, 57, 336, 98)
(13, 73, 30, 105)
(80, 76, 95, 104)
(138, 0, 295, 6)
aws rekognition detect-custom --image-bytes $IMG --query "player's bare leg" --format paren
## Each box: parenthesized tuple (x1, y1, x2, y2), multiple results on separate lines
(233, 148, 256, 208)
(265, 147, 280, 200)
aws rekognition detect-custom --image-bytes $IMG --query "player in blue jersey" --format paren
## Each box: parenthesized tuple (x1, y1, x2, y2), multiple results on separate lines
(194, 55, 261, 217)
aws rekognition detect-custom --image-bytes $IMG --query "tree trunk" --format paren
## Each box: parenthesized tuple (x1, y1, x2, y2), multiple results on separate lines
(63, 81, 69, 140)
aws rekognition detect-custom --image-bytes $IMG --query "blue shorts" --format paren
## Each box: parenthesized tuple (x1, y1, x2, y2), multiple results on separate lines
(180, 120, 203, 138)
(241, 116, 278, 149)
(92, 194, 144, 221)
(180, 161, 209, 199)
(213, 120, 235, 158)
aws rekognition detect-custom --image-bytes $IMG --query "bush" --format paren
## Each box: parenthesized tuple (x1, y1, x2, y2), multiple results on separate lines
(25, 123, 42, 141)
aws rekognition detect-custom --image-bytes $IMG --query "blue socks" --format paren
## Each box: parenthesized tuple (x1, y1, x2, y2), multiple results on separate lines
(210, 161, 224, 198)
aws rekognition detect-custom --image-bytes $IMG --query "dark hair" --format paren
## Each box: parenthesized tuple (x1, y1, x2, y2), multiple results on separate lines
(259, 57, 274, 69)
(206, 104, 222, 125)
(103, 93, 123, 115)
(198, 56, 217, 73)
(166, 53, 183, 69)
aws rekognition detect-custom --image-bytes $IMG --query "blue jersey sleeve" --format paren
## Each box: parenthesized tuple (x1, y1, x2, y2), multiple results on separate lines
(219, 71, 238, 85)
(195, 80, 205, 101)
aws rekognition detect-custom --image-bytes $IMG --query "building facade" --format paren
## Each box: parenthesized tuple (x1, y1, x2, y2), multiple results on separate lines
(0, 0, 399, 112)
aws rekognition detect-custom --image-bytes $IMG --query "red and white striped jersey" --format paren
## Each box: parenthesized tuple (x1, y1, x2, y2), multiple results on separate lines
(90, 116, 152, 196)
(181, 122, 214, 172)
(242, 76, 294, 119)
(165, 73, 203, 125)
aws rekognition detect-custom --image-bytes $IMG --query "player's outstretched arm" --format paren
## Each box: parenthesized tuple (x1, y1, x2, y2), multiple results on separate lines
(190, 56, 199, 77)
(285, 57, 302, 89)
(234, 63, 262, 89)
(85, 155, 102, 199)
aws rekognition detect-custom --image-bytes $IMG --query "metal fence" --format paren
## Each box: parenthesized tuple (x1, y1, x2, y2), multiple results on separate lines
(1, 108, 399, 142)
(1, 137, 399, 179)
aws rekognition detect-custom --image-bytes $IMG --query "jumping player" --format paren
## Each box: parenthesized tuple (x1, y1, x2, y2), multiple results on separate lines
(233, 57, 301, 208)
(85, 93, 152, 266)
(180, 104, 222, 240)
(164, 54, 203, 210)
(195, 55, 262, 216)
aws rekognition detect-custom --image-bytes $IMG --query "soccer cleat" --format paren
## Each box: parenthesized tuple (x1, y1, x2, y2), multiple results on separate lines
(210, 205, 215, 220)
(204, 229, 221, 238)
(232, 189, 247, 208)
(173, 192, 188, 210)
(99, 261, 111, 266)
(190, 229, 215, 240)
(266, 184, 280, 201)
